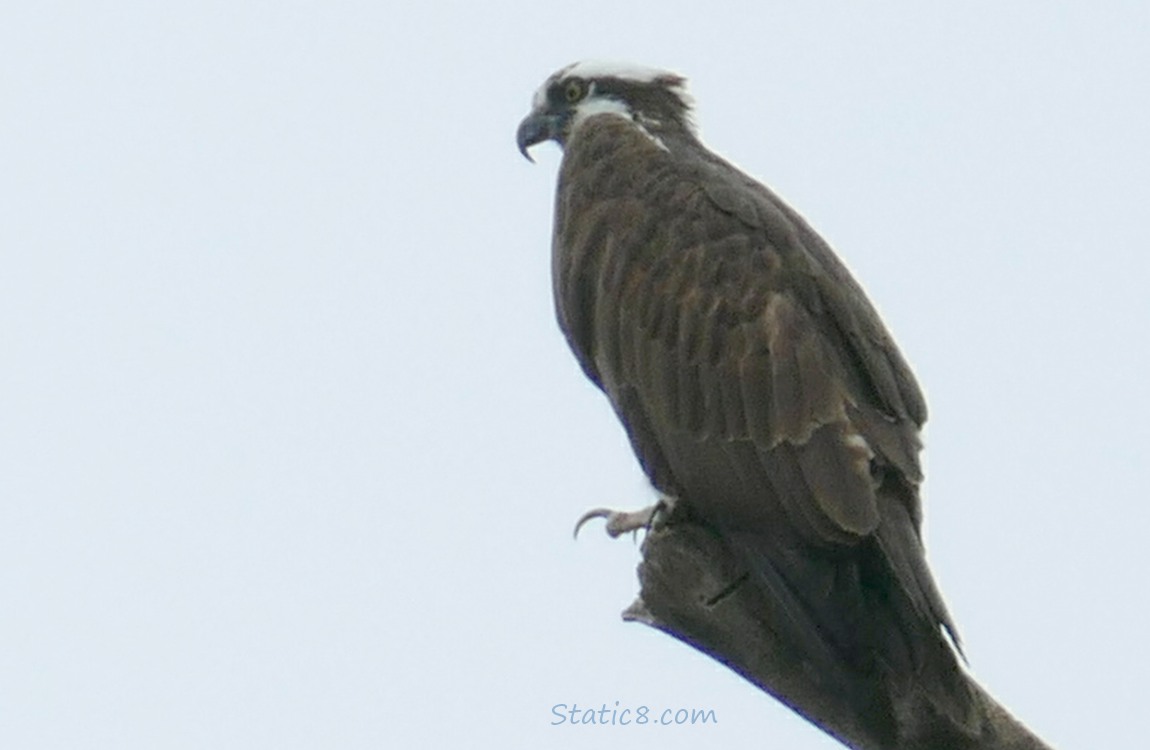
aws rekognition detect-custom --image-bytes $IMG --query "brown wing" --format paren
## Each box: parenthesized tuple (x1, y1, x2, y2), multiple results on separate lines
(556, 120, 920, 538)
(553, 117, 964, 674)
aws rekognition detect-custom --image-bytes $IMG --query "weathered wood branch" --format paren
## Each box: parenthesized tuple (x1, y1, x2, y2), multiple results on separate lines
(621, 521, 1052, 750)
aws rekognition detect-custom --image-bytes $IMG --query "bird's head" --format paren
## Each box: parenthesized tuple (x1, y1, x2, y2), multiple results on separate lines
(516, 61, 695, 162)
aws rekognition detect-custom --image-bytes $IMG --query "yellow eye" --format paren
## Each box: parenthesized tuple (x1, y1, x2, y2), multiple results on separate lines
(564, 79, 586, 103)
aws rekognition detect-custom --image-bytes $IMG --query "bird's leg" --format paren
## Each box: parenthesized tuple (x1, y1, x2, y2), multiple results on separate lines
(574, 506, 657, 539)
(573, 496, 677, 539)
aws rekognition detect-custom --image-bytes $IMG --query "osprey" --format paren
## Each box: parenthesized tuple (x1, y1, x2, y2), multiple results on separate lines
(518, 61, 973, 733)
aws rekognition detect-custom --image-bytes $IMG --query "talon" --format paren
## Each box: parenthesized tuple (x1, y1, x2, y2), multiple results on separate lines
(573, 504, 662, 540)
(574, 508, 614, 539)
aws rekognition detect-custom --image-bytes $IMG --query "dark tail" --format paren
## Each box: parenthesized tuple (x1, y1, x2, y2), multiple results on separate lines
(722, 526, 978, 744)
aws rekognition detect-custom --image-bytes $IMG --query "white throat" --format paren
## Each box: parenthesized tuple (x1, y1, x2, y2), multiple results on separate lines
(569, 91, 670, 153)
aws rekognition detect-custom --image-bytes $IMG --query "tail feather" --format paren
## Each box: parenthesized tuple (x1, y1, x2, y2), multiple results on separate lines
(721, 523, 977, 740)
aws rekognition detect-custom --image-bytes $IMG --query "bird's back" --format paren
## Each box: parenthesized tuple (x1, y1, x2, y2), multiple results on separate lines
(552, 114, 978, 740)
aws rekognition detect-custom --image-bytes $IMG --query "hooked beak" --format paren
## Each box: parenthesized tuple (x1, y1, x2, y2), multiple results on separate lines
(516, 110, 565, 163)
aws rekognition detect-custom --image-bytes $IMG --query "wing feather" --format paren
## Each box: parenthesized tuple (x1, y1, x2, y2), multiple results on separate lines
(547, 115, 970, 726)
(737, 341, 775, 445)
(555, 123, 922, 541)
(552, 116, 959, 660)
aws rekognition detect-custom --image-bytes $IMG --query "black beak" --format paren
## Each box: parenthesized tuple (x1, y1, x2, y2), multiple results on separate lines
(516, 111, 564, 163)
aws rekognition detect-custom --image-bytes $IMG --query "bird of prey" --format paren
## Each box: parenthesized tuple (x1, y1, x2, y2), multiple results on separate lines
(517, 61, 974, 737)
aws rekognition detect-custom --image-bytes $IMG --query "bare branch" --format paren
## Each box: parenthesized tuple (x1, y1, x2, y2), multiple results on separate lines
(624, 522, 1053, 750)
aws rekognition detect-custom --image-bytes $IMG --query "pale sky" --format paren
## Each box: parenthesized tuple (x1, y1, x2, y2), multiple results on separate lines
(2, 3, 1148, 748)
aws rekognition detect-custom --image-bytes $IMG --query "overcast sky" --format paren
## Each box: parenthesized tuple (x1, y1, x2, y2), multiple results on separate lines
(3, 2, 1148, 748)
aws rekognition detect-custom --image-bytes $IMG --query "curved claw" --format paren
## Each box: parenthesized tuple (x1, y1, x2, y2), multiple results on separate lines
(573, 505, 660, 540)
(573, 508, 614, 539)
